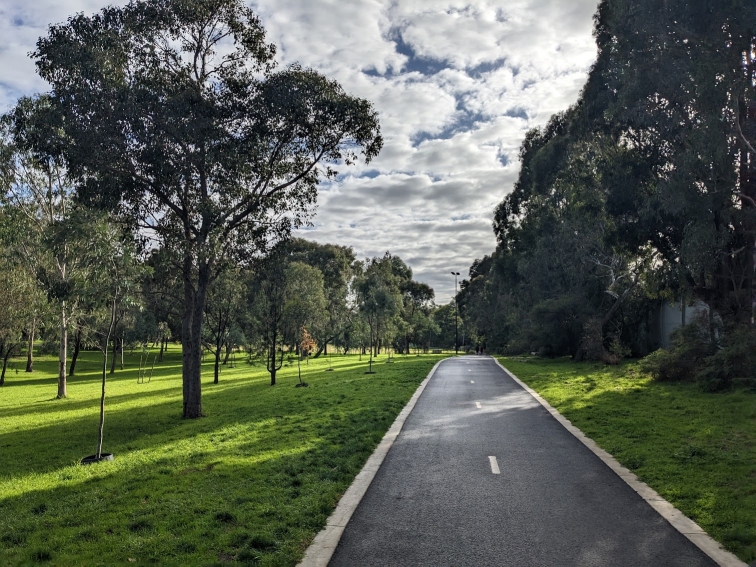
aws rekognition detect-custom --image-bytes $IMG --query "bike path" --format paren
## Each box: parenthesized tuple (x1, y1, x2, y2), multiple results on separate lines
(329, 356, 716, 567)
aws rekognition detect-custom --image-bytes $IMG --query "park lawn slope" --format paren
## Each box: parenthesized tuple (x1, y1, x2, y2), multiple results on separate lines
(0, 347, 448, 566)
(499, 356, 756, 563)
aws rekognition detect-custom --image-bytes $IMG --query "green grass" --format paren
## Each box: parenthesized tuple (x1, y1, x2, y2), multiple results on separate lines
(499, 355, 756, 563)
(0, 346, 448, 566)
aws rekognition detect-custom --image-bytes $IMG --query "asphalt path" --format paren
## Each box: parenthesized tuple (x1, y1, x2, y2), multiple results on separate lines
(329, 356, 716, 567)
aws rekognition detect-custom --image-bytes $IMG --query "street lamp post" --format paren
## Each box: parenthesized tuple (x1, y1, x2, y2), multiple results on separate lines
(451, 271, 460, 355)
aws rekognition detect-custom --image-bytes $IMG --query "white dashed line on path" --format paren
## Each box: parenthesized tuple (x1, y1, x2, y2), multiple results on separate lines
(476, 402, 482, 409)
(471, 380, 475, 384)
(489, 456, 500, 475)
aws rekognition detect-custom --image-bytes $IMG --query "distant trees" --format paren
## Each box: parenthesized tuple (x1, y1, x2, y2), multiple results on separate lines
(287, 239, 357, 357)
(247, 245, 289, 387)
(32, 0, 382, 416)
(352, 253, 436, 356)
(400, 280, 435, 354)
(354, 256, 402, 358)
(1, 97, 82, 397)
(0, 256, 37, 385)
(203, 271, 244, 385)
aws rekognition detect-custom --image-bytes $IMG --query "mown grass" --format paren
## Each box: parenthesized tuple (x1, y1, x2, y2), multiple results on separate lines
(0, 346, 448, 566)
(499, 355, 756, 563)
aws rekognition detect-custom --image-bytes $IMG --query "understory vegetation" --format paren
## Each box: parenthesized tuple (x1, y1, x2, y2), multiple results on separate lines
(501, 356, 756, 563)
(0, 347, 447, 566)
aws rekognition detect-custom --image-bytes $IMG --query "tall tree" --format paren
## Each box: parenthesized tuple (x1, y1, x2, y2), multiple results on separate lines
(355, 254, 404, 357)
(34, 0, 382, 417)
(400, 280, 434, 354)
(1, 97, 80, 397)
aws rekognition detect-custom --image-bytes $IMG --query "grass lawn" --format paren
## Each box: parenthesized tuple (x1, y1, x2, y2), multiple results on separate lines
(0, 346, 448, 566)
(499, 356, 756, 563)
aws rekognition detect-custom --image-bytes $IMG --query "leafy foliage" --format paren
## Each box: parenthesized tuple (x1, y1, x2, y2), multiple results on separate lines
(463, 0, 756, 378)
(31, 0, 382, 416)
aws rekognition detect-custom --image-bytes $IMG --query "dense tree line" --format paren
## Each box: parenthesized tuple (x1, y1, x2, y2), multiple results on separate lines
(460, 0, 756, 388)
(0, 131, 441, 386)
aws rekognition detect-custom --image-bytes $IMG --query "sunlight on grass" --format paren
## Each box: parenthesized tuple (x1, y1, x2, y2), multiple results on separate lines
(0, 346, 448, 566)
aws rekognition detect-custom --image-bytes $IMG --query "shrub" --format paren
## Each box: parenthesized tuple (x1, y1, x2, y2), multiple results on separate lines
(640, 312, 756, 390)
(695, 325, 756, 391)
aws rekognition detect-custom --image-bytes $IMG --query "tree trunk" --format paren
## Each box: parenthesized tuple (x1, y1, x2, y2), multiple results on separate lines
(268, 327, 278, 386)
(57, 302, 67, 398)
(181, 256, 208, 418)
(223, 341, 231, 365)
(213, 349, 220, 384)
(109, 336, 117, 374)
(120, 334, 124, 370)
(26, 317, 35, 372)
(575, 277, 639, 361)
(97, 299, 117, 459)
(69, 329, 82, 376)
(737, 93, 756, 324)
(1, 345, 10, 386)
(158, 338, 165, 362)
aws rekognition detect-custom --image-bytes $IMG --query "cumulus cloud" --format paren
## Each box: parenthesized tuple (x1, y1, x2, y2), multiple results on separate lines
(0, 0, 600, 302)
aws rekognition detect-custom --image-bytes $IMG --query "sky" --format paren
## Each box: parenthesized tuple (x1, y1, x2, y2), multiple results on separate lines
(0, 0, 600, 303)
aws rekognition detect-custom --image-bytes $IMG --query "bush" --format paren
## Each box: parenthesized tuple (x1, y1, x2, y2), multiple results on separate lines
(579, 318, 627, 365)
(638, 347, 696, 382)
(695, 325, 756, 391)
(639, 313, 756, 390)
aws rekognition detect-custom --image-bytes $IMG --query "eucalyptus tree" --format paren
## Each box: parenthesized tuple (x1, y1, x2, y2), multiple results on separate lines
(283, 261, 327, 384)
(289, 239, 357, 356)
(78, 216, 141, 461)
(34, 0, 382, 417)
(248, 246, 288, 387)
(586, 0, 756, 325)
(400, 280, 434, 354)
(355, 255, 404, 357)
(203, 269, 244, 384)
(0, 98, 86, 397)
(467, 0, 755, 361)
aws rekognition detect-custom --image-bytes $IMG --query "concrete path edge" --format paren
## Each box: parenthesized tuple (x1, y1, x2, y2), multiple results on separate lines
(297, 358, 449, 567)
(492, 357, 746, 567)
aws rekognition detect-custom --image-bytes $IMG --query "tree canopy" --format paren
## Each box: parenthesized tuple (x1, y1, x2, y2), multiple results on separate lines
(463, 0, 756, 383)
(31, 0, 382, 416)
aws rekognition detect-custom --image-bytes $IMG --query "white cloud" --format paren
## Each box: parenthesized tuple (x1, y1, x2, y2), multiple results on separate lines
(0, 0, 600, 302)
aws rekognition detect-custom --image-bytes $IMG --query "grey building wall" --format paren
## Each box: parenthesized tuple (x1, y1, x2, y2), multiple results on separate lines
(650, 300, 709, 349)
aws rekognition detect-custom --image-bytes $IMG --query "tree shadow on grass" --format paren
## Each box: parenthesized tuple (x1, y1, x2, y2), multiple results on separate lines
(0, 400, 401, 566)
(0, 364, 410, 480)
(0, 364, 279, 422)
